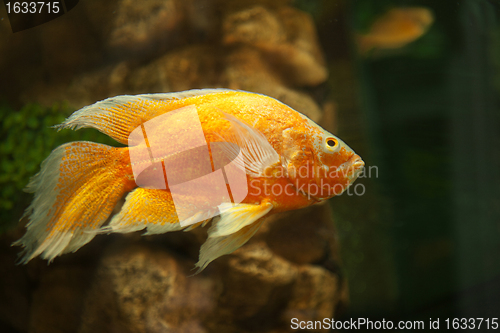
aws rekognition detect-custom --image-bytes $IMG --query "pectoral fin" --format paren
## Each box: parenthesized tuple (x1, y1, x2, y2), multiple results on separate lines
(193, 201, 273, 273)
(219, 113, 280, 177)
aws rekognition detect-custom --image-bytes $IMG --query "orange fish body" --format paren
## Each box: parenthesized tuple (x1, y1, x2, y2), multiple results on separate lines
(357, 7, 434, 54)
(15, 89, 364, 271)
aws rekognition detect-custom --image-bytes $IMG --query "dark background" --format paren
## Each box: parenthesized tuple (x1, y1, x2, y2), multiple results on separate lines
(320, 0, 500, 327)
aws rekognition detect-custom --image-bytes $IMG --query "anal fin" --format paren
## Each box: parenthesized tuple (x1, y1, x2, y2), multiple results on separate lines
(102, 188, 218, 236)
(103, 188, 183, 235)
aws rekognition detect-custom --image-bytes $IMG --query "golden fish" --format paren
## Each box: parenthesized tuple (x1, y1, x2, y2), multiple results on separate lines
(15, 89, 364, 271)
(357, 7, 434, 54)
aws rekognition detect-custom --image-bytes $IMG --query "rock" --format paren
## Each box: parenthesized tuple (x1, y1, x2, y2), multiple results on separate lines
(83, 0, 187, 59)
(1, 204, 345, 333)
(215, 0, 292, 14)
(223, 6, 328, 86)
(24, 44, 223, 108)
(21, 3, 326, 122)
(26, 42, 322, 123)
(206, 240, 343, 333)
(223, 6, 287, 45)
(225, 47, 323, 121)
(130, 44, 222, 92)
(273, 6, 328, 86)
(22, 62, 131, 110)
(76, 202, 344, 333)
(184, 0, 219, 41)
(283, 265, 340, 330)
(79, 243, 217, 333)
(265, 205, 338, 265)
(215, 242, 297, 326)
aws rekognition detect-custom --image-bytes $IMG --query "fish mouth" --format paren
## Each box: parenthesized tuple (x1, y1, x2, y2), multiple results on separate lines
(346, 154, 365, 183)
(351, 155, 365, 170)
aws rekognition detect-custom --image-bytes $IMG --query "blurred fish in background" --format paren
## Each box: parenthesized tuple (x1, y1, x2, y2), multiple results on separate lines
(356, 7, 434, 55)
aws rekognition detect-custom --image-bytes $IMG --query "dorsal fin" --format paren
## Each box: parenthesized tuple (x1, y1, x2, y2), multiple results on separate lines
(55, 88, 235, 145)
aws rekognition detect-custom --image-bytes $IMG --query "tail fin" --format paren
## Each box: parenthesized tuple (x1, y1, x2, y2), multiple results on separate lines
(14, 141, 135, 264)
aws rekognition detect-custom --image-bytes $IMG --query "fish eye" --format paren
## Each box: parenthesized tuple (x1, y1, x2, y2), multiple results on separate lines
(326, 138, 337, 148)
